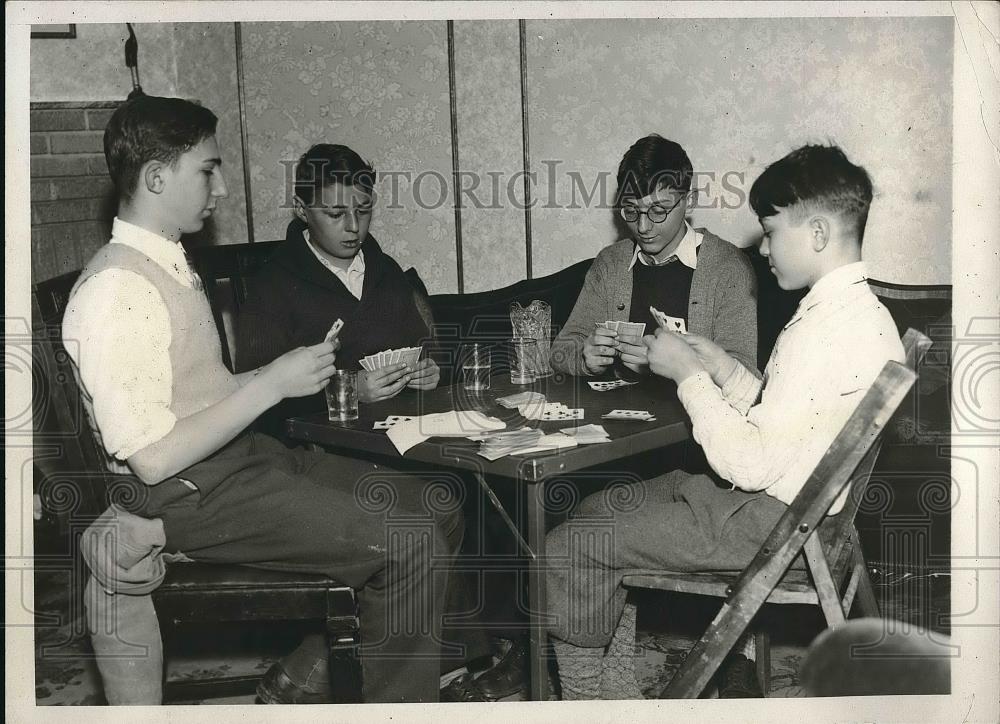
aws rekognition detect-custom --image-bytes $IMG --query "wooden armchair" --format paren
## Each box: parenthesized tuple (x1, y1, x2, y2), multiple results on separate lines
(32, 265, 363, 703)
(622, 329, 929, 698)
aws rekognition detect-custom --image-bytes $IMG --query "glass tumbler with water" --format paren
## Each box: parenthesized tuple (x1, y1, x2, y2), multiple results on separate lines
(510, 337, 538, 385)
(461, 343, 492, 391)
(326, 370, 359, 422)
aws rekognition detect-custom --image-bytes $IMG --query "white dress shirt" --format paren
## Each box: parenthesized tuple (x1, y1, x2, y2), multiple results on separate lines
(303, 228, 366, 299)
(62, 218, 202, 460)
(676, 262, 904, 512)
(627, 222, 701, 270)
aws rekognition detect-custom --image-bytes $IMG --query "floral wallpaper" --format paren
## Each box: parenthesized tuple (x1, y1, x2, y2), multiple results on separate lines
(240, 21, 458, 293)
(174, 23, 250, 248)
(524, 17, 953, 284)
(453, 21, 527, 292)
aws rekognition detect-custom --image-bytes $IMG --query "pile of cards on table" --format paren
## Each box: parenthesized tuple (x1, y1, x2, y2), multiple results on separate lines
(359, 346, 422, 372)
(598, 320, 646, 337)
(373, 415, 415, 430)
(559, 424, 611, 444)
(477, 428, 577, 461)
(496, 392, 584, 421)
(602, 409, 657, 422)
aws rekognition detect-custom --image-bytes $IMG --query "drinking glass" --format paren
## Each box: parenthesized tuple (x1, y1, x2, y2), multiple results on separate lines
(461, 343, 492, 391)
(510, 337, 538, 385)
(326, 370, 359, 422)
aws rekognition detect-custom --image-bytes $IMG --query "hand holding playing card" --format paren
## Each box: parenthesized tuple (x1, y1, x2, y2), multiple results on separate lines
(616, 332, 648, 373)
(643, 328, 704, 383)
(583, 325, 618, 375)
(679, 333, 739, 386)
(359, 362, 412, 403)
(406, 358, 440, 390)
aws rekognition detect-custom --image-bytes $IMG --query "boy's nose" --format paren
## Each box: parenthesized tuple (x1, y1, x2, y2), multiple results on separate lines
(213, 172, 230, 199)
(345, 212, 359, 232)
(759, 236, 769, 257)
(637, 214, 653, 234)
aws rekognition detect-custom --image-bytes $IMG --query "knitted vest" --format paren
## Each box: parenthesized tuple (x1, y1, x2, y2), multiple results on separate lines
(70, 243, 240, 467)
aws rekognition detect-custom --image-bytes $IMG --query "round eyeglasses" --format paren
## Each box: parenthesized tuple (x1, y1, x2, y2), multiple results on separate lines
(619, 194, 686, 224)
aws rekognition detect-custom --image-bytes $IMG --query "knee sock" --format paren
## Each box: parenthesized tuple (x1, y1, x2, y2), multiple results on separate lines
(600, 602, 643, 700)
(552, 639, 603, 700)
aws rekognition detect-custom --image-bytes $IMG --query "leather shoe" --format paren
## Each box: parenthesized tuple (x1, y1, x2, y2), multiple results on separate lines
(717, 654, 764, 698)
(256, 661, 333, 704)
(439, 673, 489, 702)
(473, 638, 529, 700)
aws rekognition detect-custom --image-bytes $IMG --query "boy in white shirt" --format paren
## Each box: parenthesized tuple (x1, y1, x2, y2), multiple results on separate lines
(545, 144, 904, 700)
(64, 95, 461, 704)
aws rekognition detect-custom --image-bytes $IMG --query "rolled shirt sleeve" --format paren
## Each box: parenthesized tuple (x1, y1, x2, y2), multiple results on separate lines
(62, 269, 177, 460)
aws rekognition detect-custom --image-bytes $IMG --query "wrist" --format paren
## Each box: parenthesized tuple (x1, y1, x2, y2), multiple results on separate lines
(244, 368, 283, 409)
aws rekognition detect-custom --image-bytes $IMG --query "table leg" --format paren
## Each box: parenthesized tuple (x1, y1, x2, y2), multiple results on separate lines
(526, 481, 549, 701)
(471, 472, 535, 559)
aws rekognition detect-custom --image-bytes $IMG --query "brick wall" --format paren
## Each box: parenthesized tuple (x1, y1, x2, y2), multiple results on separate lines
(30, 102, 119, 283)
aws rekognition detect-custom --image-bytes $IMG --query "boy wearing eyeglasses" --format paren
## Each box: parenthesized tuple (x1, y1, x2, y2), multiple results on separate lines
(550, 134, 758, 378)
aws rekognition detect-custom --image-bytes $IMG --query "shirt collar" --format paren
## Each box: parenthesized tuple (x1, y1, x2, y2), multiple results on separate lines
(627, 222, 701, 271)
(786, 261, 869, 328)
(109, 217, 196, 286)
(303, 227, 365, 276)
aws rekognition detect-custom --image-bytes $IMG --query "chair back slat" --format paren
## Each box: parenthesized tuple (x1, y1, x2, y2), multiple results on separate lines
(725, 359, 915, 603)
(190, 241, 284, 371)
(817, 327, 932, 579)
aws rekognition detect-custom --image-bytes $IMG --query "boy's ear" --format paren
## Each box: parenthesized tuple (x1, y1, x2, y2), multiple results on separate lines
(808, 215, 830, 252)
(685, 188, 698, 213)
(292, 195, 308, 223)
(143, 160, 168, 195)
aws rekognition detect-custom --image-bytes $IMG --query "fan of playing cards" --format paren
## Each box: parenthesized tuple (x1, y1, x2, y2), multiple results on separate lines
(649, 306, 687, 334)
(359, 346, 423, 372)
(599, 320, 646, 337)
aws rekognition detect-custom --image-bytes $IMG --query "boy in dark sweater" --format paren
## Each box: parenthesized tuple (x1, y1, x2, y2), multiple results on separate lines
(236, 144, 440, 437)
(550, 135, 758, 378)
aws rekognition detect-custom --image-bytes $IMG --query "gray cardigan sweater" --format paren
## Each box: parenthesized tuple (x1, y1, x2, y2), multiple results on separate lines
(550, 229, 759, 376)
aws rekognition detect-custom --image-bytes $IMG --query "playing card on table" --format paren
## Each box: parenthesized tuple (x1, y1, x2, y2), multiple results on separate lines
(373, 415, 416, 430)
(497, 391, 545, 409)
(587, 379, 638, 392)
(539, 407, 584, 421)
(602, 409, 657, 421)
(559, 424, 611, 444)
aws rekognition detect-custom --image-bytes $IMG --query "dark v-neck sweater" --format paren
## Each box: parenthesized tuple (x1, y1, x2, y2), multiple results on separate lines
(236, 219, 429, 434)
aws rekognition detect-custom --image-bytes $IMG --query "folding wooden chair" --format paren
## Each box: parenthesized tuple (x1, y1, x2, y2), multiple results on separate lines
(622, 329, 929, 698)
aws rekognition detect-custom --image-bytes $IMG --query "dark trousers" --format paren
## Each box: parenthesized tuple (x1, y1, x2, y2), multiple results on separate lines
(545, 471, 791, 648)
(133, 432, 467, 703)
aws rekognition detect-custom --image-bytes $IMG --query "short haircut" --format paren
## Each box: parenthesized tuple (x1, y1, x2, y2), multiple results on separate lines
(294, 144, 376, 205)
(104, 95, 218, 199)
(749, 144, 874, 241)
(616, 134, 693, 204)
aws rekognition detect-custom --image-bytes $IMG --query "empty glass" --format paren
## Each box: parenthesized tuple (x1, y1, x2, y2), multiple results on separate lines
(461, 343, 492, 391)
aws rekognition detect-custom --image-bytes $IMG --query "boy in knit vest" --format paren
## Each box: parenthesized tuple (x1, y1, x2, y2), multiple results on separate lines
(545, 144, 903, 699)
(63, 95, 462, 704)
(550, 134, 759, 379)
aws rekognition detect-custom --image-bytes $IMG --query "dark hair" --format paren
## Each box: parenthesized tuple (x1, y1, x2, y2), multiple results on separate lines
(103, 95, 218, 198)
(749, 144, 874, 240)
(616, 134, 693, 204)
(294, 144, 376, 205)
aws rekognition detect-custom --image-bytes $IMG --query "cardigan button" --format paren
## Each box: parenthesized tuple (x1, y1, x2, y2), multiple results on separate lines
(616, 303, 626, 311)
